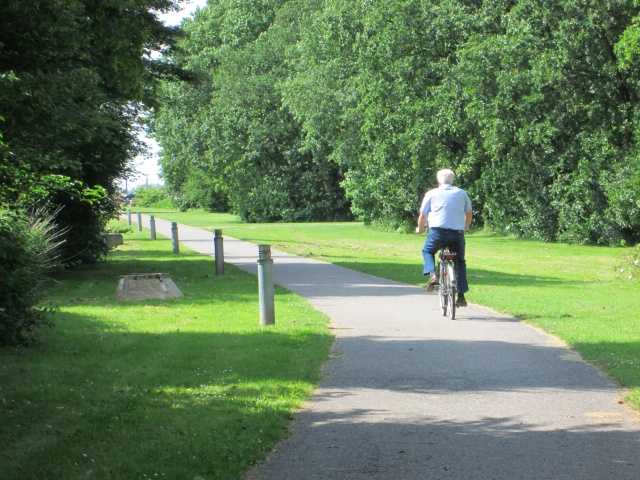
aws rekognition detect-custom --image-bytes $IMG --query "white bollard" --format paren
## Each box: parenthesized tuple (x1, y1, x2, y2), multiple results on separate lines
(214, 229, 224, 276)
(171, 222, 179, 254)
(258, 244, 275, 325)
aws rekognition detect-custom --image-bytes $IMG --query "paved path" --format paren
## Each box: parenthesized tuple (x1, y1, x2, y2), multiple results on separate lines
(132, 215, 640, 479)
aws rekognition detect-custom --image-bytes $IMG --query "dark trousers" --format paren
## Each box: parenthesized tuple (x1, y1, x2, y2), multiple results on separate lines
(421, 227, 469, 294)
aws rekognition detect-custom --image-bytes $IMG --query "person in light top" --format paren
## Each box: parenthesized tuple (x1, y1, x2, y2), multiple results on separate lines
(415, 169, 473, 307)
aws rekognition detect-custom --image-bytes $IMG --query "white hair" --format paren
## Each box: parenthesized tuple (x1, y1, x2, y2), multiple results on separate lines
(437, 169, 455, 185)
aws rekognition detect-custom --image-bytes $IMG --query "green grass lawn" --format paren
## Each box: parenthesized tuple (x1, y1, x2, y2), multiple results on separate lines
(0, 225, 333, 480)
(3, 208, 639, 479)
(134, 208, 640, 410)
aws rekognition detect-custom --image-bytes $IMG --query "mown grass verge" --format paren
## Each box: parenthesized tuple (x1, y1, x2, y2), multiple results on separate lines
(133, 208, 640, 412)
(0, 223, 333, 480)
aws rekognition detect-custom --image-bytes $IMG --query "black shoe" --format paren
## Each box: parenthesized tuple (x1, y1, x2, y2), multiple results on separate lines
(456, 294, 467, 307)
(426, 272, 439, 292)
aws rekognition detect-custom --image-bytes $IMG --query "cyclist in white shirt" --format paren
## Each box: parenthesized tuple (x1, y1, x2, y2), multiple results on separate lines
(415, 169, 473, 307)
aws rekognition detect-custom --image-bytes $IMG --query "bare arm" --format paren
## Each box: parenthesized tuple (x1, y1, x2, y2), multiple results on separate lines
(465, 211, 473, 232)
(415, 212, 428, 234)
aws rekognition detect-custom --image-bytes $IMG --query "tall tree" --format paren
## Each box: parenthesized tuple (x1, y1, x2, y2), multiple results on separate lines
(283, 0, 489, 229)
(284, 0, 640, 242)
(155, 0, 351, 221)
(155, 0, 640, 244)
(0, 0, 183, 262)
(440, 0, 639, 243)
(612, 9, 640, 239)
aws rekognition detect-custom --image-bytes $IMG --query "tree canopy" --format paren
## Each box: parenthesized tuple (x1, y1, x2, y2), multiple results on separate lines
(153, 0, 351, 221)
(0, 0, 187, 342)
(0, 0, 184, 262)
(154, 0, 640, 244)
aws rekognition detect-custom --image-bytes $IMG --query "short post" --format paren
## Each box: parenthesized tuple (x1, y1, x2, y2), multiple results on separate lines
(150, 216, 156, 240)
(257, 244, 275, 325)
(171, 222, 179, 254)
(214, 229, 224, 276)
(127, 209, 132, 226)
(137, 212, 142, 232)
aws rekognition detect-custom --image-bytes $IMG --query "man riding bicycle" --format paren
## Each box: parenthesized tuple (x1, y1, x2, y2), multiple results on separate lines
(415, 169, 473, 307)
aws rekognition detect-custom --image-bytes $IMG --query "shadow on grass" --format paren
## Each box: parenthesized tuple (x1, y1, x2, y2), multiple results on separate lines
(466, 268, 586, 287)
(0, 311, 333, 480)
(4, 308, 639, 479)
(109, 226, 581, 296)
(273, 257, 579, 298)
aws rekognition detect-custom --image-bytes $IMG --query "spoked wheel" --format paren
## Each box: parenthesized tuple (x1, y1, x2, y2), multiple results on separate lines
(439, 283, 447, 316)
(438, 266, 447, 316)
(447, 263, 456, 320)
(447, 285, 456, 319)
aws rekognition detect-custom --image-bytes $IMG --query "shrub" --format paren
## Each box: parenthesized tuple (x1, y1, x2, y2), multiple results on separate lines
(152, 197, 174, 209)
(0, 209, 63, 346)
(107, 224, 132, 235)
(134, 185, 171, 208)
(616, 244, 640, 282)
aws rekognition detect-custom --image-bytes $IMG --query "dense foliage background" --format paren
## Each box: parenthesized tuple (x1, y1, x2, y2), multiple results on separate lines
(154, 0, 640, 244)
(0, 0, 184, 344)
(154, 0, 351, 221)
(2, 0, 640, 343)
(0, 0, 185, 262)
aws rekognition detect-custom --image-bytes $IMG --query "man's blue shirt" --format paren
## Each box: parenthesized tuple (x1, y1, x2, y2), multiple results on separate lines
(420, 184, 472, 230)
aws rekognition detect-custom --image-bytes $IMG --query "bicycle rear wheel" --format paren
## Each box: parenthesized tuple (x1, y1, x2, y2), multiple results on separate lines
(447, 263, 456, 320)
(438, 262, 447, 316)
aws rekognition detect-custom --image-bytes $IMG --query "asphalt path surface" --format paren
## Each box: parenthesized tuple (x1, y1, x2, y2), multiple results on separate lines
(131, 214, 640, 479)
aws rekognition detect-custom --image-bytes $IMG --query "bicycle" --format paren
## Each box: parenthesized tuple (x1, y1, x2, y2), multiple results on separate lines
(436, 246, 457, 320)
